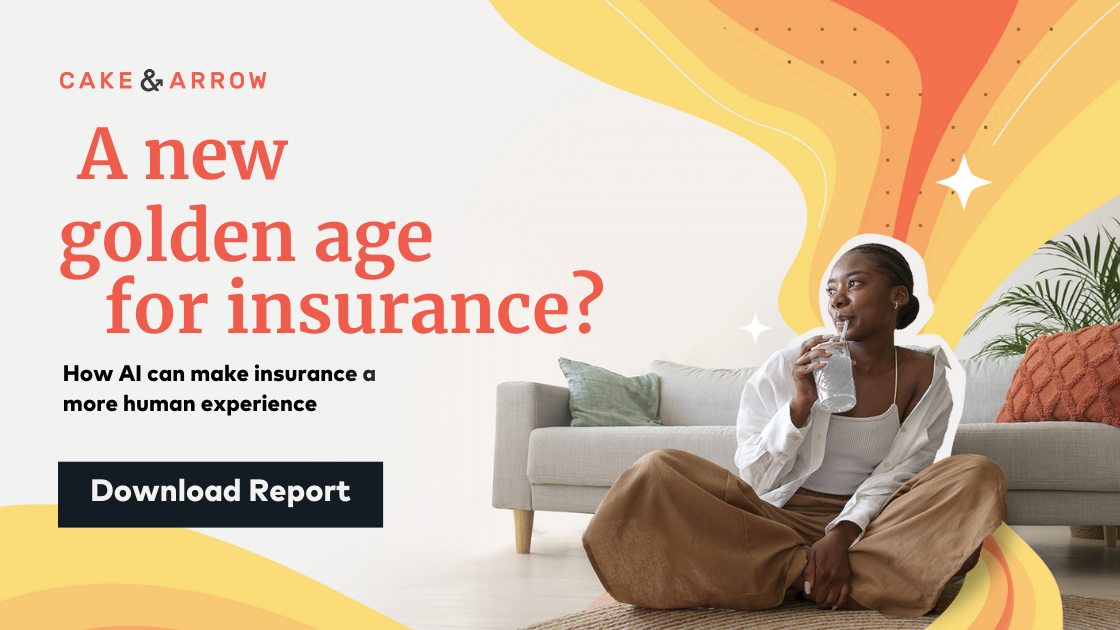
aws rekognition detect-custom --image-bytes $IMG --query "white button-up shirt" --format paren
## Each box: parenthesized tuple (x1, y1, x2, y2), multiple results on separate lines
(734, 344, 953, 547)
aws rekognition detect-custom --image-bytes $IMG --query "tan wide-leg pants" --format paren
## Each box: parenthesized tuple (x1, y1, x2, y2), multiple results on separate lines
(582, 449, 1009, 619)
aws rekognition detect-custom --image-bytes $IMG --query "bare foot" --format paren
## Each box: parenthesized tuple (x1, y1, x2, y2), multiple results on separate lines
(836, 597, 868, 611)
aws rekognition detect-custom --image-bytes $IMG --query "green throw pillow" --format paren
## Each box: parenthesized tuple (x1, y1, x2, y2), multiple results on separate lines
(558, 357, 661, 427)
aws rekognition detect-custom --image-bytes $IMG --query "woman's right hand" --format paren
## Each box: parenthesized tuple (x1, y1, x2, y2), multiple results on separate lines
(789, 335, 835, 427)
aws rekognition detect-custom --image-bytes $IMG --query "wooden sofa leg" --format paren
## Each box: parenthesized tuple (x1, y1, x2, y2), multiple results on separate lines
(1105, 526, 1118, 548)
(514, 509, 535, 554)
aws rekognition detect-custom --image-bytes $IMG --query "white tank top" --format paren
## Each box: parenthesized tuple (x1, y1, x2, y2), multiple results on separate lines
(800, 347, 899, 496)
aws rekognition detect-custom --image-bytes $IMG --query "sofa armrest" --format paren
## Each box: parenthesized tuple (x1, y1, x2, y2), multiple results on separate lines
(492, 381, 572, 511)
(951, 422, 1120, 491)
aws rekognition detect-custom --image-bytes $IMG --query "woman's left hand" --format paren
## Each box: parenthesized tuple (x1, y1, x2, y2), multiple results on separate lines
(803, 521, 862, 610)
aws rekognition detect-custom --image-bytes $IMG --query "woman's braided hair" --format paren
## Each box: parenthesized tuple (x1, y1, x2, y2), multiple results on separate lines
(846, 243, 919, 330)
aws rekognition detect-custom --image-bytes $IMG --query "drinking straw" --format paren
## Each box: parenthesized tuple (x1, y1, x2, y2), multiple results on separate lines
(840, 318, 849, 342)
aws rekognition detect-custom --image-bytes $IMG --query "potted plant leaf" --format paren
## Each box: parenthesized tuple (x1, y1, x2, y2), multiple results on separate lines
(965, 219, 1120, 358)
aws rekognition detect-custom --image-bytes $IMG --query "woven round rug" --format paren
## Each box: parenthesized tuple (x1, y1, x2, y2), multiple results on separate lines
(519, 584, 1120, 630)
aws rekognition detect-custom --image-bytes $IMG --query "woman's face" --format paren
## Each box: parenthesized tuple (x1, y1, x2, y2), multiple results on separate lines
(826, 252, 905, 340)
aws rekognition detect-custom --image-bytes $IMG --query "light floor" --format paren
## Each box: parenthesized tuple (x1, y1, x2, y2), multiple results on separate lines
(375, 515, 1120, 630)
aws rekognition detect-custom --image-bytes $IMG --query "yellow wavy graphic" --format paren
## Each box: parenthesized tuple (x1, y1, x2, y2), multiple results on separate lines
(0, 505, 408, 630)
(490, 1, 1073, 626)
(491, 0, 1120, 346)
(929, 524, 1062, 629)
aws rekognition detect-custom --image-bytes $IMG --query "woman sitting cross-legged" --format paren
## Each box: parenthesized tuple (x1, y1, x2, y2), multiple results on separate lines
(581, 242, 1009, 619)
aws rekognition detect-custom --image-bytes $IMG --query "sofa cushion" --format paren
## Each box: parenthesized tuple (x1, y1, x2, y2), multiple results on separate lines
(998, 324, 1120, 427)
(647, 360, 756, 427)
(951, 422, 1120, 491)
(559, 357, 661, 427)
(959, 355, 1023, 424)
(526, 425, 736, 486)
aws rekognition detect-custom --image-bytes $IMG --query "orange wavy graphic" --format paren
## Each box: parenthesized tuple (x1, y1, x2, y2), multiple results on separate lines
(490, 0, 1120, 345)
(490, 2, 1075, 626)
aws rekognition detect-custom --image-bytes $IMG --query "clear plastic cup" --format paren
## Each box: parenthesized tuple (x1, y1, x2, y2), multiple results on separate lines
(813, 335, 857, 413)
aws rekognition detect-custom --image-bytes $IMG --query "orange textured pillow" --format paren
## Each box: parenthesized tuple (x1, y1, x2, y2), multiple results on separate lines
(997, 323, 1120, 427)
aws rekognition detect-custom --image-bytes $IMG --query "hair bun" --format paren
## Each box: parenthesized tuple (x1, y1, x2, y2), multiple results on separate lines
(897, 295, 920, 329)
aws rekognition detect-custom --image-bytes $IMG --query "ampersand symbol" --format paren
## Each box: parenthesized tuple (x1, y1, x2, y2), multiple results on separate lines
(141, 69, 163, 92)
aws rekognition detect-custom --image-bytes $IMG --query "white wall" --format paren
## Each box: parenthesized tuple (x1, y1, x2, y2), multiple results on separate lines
(0, 0, 806, 612)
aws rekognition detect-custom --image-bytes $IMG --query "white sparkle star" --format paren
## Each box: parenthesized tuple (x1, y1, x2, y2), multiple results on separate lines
(740, 313, 770, 343)
(936, 155, 991, 211)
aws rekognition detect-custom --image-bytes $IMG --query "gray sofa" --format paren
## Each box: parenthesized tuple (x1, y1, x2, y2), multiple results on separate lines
(492, 356, 1120, 553)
